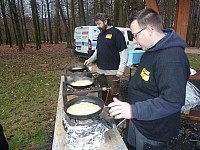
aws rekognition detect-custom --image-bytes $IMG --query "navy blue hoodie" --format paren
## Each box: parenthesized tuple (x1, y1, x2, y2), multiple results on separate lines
(128, 28, 190, 142)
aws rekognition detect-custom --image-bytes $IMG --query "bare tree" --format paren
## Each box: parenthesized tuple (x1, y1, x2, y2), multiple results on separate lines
(118, 0, 128, 27)
(113, 0, 120, 26)
(17, 0, 25, 46)
(41, 0, 46, 43)
(0, 22, 3, 45)
(0, 0, 199, 48)
(54, 0, 72, 47)
(78, 0, 86, 25)
(46, 0, 53, 44)
(94, 0, 100, 15)
(20, 0, 29, 44)
(0, 0, 12, 47)
(30, 0, 41, 49)
(9, 0, 24, 50)
(186, 0, 200, 47)
(71, 0, 76, 38)
(55, 0, 60, 44)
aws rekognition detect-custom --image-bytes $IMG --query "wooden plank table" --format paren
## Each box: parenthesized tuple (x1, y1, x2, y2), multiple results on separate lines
(52, 76, 128, 150)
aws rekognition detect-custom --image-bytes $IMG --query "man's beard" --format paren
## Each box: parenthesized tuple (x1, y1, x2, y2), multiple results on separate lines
(98, 24, 107, 32)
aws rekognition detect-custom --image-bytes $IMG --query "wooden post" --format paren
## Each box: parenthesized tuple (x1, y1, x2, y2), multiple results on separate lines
(174, 0, 191, 41)
(144, 0, 160, 14)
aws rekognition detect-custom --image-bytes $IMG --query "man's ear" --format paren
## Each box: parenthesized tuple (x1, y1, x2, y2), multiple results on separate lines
(104, 20, 107, 25)
(146, 25, 154, 36)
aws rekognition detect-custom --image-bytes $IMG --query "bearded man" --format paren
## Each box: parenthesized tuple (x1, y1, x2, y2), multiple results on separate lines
(84, 13, 128, 104)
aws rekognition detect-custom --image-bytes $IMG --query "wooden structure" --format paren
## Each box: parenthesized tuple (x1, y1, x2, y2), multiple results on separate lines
(181, 70, 200, 122)
(145, 0, 192, 41)
(181, 110, 200, 122)
(52, 76, 128, 150)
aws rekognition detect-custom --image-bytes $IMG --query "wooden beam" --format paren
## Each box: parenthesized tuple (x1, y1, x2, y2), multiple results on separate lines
(174, 0, 191, 41)
(144, 0, 160, 14)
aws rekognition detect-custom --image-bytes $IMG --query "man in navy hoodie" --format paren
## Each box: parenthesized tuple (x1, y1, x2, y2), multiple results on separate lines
(108, 8, 190, 150)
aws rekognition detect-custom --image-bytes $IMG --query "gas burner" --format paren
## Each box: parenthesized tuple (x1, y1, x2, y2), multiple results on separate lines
(67, 117, 96, 126)
(63, 73, 110, 97)
(63, 115, 113, 130)
(66, 86, 109, 96)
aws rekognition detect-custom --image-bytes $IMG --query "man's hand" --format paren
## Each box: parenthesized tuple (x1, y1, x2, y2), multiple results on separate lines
(84, 59, 90, 66)
(108, 98, 132, 119)
(116, 71, 123, 77)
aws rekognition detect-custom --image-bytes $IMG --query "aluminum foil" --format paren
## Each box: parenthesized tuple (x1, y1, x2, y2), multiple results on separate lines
(63, 117, 109, 150)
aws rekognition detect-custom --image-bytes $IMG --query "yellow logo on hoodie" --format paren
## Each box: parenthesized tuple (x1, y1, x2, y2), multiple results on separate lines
(140, 68, 150, 81)
(106, 34, 112, 39)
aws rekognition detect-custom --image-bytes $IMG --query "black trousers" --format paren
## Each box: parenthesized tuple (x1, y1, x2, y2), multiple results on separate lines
(0, 124, 9, 150)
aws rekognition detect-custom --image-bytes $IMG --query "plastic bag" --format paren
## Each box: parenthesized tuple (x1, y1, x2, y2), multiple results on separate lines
(181, 81, 200, 114)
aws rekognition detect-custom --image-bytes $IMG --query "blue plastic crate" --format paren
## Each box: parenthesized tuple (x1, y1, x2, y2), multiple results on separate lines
(128, 50, 145, 65)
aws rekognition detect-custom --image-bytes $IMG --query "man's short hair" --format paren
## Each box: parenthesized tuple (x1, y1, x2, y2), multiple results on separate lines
(95, 13, 111, 26)
(129, 8, 163, 31)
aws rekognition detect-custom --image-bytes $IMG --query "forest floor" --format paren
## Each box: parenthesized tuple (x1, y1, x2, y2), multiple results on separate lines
(0, 43, 200, 150)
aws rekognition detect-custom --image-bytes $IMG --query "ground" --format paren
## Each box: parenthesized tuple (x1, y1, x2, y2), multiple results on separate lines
(185, 47, 200, 54)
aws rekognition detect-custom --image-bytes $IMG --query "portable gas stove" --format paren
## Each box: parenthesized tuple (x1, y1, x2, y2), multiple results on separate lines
(62, 66, 113, 125)
(62, 72, 113, 150)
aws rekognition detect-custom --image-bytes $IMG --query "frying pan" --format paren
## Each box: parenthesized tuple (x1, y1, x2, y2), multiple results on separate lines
(66, 75, 95, 88)
(64, 96, 104, 120)
(68, 65, 88, 72)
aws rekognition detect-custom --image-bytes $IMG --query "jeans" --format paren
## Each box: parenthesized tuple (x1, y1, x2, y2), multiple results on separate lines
(127, 121, 167, 150)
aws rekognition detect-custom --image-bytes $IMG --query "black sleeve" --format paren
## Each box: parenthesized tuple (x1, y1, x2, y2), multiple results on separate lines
(115, 29, 127, 52)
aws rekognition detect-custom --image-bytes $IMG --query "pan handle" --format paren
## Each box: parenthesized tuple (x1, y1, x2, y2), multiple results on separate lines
(92, 72, 104, 80)
(94, 117, 113, 129)
(85, 66, 90, 72)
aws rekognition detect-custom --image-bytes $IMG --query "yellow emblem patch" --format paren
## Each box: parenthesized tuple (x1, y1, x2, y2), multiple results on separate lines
(106, 34, 112, 39)
(140, 68, 150, 81)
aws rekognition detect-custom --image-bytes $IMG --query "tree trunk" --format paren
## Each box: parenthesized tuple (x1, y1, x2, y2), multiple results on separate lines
(0, 0, 12, 47)
(192, 0, 199, 47)
(8, 0, 18, 45)
(41, 0, 46, 43)
(118, 0, 127, 27)
(20, 0, 29, 44)
(46, 0, 53, 44)
(30, 0, 41, 49)
(0, 25, 3, 45)
(71, 0, 76, 27)
(59, 20, 62, 43)
(195, 1, 200, 47)
(57, 0, 72, 47)
(9, 0, 24, 50)
(78, 0, 86, 25)
(99, 0, 103, 12)
(17, 0, 25, 46)
(44, 8, 49, 43)
(113, 0, 120, 26)
(94, 0, 100, 16)
(71, 0, 76, 41)
(55, 0, 60, 44)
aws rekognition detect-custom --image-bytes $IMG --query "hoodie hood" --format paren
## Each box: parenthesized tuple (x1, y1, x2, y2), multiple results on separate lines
(148, 28, 186, 52)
